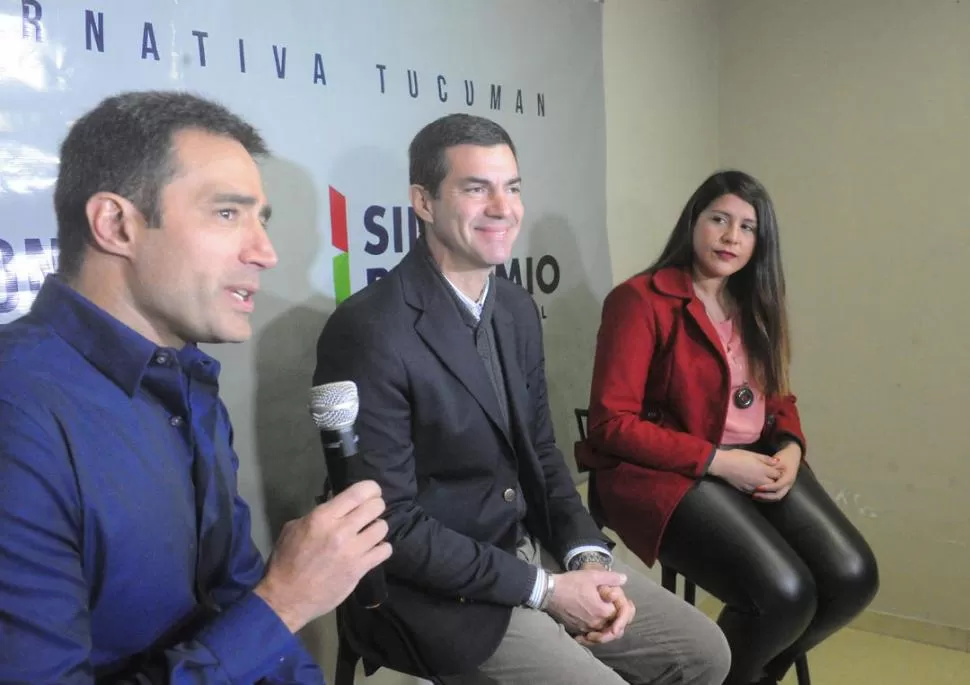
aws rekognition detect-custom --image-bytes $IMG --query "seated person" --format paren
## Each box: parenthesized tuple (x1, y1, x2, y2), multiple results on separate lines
(312, 114, 731, 684)
(583, 170, 879, 685)
(0, 90, 389, 682)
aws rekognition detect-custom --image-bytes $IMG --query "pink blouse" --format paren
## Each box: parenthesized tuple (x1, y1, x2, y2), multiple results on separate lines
(712, 318, 765, 445)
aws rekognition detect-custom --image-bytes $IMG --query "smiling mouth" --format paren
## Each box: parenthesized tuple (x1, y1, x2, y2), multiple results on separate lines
(230, 288, 254, 302)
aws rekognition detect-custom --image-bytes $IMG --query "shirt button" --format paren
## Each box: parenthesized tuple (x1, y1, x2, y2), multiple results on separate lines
(503, 488, 516, 502)
(154, 351, 170, 366)
(169, 416, 184, 427)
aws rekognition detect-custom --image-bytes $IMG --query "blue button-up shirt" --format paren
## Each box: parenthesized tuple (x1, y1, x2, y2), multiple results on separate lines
(0, 276, 324, 684)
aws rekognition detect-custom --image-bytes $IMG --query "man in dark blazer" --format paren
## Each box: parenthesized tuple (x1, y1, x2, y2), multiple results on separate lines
(312, 114, 730, 684)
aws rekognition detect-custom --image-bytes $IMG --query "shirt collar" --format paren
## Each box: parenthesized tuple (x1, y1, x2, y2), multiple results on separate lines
(416, 235, 491, 322)
(442, 274, 489, 321)
(30, 275, 221, 396)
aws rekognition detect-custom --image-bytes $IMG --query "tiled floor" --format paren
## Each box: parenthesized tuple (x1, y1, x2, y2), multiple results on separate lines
(329, 588, 970, 685)
(580, 481, 970, 685)
(692, 597, 970, 684)
(342, 482, 970, 683)
(773, 627, 970, 684)
(336, 623, 970, 684)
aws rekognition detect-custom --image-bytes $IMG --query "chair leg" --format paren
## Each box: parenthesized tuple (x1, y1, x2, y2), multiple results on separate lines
(793, 654, 811, 685)
(683, 578, 697, 606)
(661, 565, 677, 594)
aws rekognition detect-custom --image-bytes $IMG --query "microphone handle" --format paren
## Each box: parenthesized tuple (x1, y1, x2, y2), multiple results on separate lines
(321, 427, 388, 609)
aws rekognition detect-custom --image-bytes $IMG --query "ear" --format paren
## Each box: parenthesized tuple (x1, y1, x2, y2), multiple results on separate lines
(84, 193, 144, 260)
(409, 184, 434, 226)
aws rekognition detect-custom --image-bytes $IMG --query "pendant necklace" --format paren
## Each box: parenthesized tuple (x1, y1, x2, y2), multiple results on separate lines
(700, 292, 755, 410)
(718, 316, 755, 410)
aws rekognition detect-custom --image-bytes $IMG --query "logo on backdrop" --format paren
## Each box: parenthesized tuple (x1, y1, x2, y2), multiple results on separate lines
(328, 188, 561, 315)
(329, 187, 352, 303)
(0, 237, 58, 320)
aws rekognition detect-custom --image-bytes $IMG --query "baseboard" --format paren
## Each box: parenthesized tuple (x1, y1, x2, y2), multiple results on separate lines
(849, 610, 970, 652)
(577, 476, 970, 653)
(697, 596, 970, 654)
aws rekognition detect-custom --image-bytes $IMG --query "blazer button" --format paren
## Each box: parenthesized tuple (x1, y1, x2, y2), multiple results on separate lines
(503, 488, 516, 502)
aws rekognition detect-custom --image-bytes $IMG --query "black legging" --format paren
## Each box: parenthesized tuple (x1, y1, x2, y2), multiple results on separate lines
(658, 463, 879, 684)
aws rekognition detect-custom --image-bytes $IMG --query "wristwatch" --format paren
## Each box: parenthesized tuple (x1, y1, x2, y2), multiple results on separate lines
(567, 550, 612, 571)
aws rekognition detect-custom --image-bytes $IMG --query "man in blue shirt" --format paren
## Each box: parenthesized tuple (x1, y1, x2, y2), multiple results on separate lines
(0, 91, 391, 683)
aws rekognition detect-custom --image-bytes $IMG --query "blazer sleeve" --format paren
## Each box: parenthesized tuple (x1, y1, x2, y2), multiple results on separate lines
(521, 300, 613, 561)
(587, 282, 715, 478)
(312, 309, 536, 608)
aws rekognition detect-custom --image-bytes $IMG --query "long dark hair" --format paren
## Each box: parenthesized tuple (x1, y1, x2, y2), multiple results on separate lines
(647, 170, 791, 396)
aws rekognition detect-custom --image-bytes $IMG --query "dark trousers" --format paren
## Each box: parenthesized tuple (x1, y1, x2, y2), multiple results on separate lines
(659, 462, 879, 684)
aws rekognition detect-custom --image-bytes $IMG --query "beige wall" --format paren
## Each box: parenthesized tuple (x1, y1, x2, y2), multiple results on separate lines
(604, 0, 720, 285)
(304, 1, 970, 678)
(717, 0, 970, 632)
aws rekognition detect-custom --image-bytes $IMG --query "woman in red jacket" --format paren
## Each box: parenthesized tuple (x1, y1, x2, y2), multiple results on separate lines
(584, 170, 878, 685)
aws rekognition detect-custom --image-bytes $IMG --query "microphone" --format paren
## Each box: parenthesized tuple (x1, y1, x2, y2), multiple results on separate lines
(308, 381, 388, 609)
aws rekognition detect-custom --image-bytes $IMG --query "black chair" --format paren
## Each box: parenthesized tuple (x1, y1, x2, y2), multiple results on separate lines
(334, 616, 365, 685)
(572, 408, 811, 685)
(334, 612, 444, 685)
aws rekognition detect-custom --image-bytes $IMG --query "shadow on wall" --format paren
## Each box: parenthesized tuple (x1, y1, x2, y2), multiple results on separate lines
(253, 147, 411, 675)
(243, 155, 335, 665)
(520, 214, 603, 481)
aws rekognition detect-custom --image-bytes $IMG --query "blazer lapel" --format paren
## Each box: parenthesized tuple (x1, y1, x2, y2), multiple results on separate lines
(686, 297, 730, 371)
(656, 266, 730, 370)
(402, 251, 513, 446)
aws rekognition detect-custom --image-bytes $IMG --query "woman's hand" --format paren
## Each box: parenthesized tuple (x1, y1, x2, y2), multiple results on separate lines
(752, 443, 802, 502)
(709, 448, 782, 494)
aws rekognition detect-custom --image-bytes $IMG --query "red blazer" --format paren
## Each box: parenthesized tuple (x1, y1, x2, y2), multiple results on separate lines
(581, 266, 806, 566)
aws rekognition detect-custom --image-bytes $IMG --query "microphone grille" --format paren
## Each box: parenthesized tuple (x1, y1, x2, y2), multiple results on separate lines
(308, 381, 359, 430)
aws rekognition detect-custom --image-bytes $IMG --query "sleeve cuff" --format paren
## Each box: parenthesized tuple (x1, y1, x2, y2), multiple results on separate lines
(775, 434, 805, 457)
(700, 445, 717, 476)
(563, 545, 613, 570)
(197, 591, 305, 683)
(524, 567, 547, 609)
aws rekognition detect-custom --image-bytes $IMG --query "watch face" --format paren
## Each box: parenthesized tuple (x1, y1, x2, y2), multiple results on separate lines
(573, 551, 611, 571)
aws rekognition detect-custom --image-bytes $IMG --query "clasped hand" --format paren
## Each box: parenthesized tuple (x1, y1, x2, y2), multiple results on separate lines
(710, 443, 802, 501)
(544, 567, 636, 646)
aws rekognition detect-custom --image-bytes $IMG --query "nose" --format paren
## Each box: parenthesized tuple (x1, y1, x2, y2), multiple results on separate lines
(486, 189, 511, 218)
(722, 221, 742, 244)
(242, 221, 279, 269)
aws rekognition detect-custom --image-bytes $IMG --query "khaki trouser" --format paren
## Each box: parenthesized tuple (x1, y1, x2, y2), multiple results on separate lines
(438, 535, 731, 685)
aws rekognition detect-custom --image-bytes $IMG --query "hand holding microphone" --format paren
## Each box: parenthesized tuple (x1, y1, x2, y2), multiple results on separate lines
(308, 381, 389, 610)
(252, 381, 391, 633)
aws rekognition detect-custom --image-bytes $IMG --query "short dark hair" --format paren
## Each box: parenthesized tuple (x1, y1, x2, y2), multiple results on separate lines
(647, 169, 792, 396)
(408, 113, 516, 198)
(54, 90, 268, 278)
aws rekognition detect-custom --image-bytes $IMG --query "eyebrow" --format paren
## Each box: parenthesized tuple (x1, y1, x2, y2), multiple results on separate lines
(459, 176, 522, 187)
(212, 192, 272, 223)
